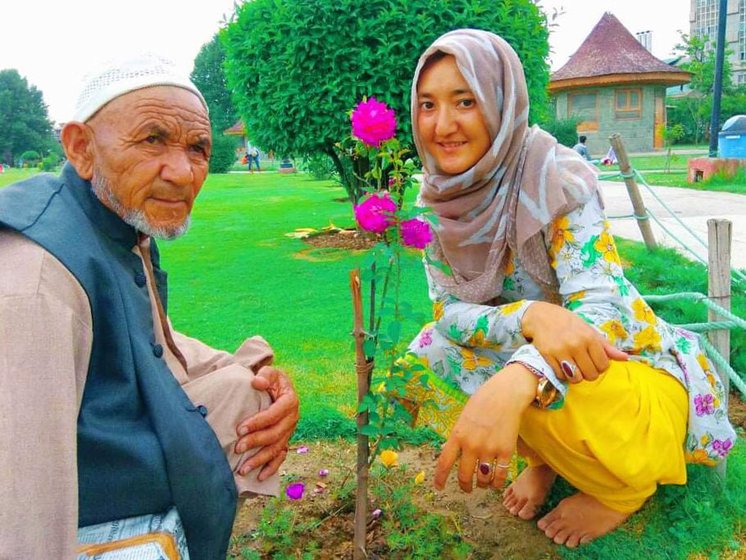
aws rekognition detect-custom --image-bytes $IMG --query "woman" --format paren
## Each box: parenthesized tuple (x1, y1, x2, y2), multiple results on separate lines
(405, 29, 735, 548)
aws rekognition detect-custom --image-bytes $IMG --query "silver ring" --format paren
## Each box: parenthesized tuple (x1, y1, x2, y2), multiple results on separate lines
(560, 359, 579, 379)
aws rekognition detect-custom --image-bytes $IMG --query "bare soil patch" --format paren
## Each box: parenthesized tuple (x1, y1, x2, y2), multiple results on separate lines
(232, 399, 746, 559)
(232, 442, 554, 559)
(302, 229, 376, 251)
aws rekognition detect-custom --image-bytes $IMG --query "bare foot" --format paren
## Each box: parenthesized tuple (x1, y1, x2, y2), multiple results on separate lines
(502, 464, 557, 520)
(536, 493, 633, 548)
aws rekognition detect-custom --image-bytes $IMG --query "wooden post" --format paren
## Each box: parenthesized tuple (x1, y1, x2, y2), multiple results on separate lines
(707, 219, 732, 480)
(609, 133, 658, 250)
(350, 269, 372, 559)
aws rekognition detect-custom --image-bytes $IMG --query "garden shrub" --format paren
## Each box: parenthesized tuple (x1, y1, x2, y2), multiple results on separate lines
(299, 153, 339, 181)
(20, 150, 40, 166)
(540, 116, 580, 148)
(222, 0, 551, 201)
(39, 154, 58, 172)
(209, 133, 239, 174)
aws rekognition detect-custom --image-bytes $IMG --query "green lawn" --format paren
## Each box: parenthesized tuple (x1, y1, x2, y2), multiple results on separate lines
(2, 167, 744, 558)
(596, 148, 746, 193)
(160, 171, 430, 433)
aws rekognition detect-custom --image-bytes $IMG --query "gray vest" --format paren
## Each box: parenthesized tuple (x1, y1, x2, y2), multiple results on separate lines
(0, 164, 237, 560)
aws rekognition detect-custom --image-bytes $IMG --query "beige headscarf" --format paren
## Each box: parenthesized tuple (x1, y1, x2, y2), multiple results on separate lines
(411, 29, 599, 304)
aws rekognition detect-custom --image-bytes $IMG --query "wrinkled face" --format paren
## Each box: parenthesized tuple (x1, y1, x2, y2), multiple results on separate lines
(416, 55, 491, 175)
(86, 86, 211, 239)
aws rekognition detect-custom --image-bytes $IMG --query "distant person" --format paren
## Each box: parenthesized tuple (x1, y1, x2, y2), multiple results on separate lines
(601, 146, 618, 166)
(0, 53, 299, 560)
(248, 145, 261, 172)
(573, 135, 591, 160)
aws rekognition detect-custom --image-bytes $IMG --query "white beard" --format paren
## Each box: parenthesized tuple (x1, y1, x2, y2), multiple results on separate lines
(91, 170, 190, 240)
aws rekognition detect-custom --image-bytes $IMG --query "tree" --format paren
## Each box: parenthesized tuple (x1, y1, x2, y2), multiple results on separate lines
(191, 33, 238, 134)
(191, 33, 241, 173)
(222, 0, 550, 202)
(668, 33, 735, 144)
(0, 70, 53, 165)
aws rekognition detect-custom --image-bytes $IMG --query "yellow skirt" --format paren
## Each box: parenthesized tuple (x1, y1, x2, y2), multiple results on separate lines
(404, 359, 688, 513)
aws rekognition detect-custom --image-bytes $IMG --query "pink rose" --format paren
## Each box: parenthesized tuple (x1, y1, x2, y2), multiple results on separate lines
(351, 97, 396, 148)
(286, 482, 305, 500)
(399, 218, 433, 249)
(354, 192, 397, 233)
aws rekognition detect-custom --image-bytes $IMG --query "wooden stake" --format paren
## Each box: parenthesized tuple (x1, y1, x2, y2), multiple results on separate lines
(609, 133, 658, 250)
(350, 269, 372, 559)
(707, 219, 732, 480)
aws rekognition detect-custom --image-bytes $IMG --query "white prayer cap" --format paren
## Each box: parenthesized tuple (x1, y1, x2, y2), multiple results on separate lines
(72, 52, 208, 122)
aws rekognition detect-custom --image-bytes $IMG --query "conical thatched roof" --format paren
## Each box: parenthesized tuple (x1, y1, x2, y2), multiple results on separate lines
(549, 12, 690, 92)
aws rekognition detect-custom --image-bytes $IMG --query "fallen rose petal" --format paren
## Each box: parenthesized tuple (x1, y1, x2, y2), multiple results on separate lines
(371, 508, 383, 520)
(318, 468, 330, 477)
(414, 471, 426, 485)
(286, 482, 305, 500)
(296, 446, 309, 454)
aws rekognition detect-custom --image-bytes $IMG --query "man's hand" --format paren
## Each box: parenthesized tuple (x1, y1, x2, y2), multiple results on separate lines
(235, 365, 299, 481)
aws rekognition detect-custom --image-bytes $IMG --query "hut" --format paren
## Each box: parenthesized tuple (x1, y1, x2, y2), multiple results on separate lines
(549, 13, 691, 154)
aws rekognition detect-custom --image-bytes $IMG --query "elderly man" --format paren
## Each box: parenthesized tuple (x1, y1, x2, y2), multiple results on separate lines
(0, 54, 299, 560)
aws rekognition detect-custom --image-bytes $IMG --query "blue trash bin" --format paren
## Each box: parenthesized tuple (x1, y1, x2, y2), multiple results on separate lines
(718, 115, 746, 158)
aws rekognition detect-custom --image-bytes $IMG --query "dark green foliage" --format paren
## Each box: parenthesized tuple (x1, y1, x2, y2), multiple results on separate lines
(540, 116, 580, 148)
(19, 150, 41, 165)
(222, 0, 550, 180)
(0, 70, 53, 166)
(668, 33, 746, 145)
(40, 154, 59, 172)
(299, 153, 339, 181)
(209, 133, 239, 174)
(191, 33, 239, 134)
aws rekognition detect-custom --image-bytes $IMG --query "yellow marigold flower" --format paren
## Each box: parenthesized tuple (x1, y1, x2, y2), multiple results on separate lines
(549, 216, 573, 256)
(633, 326, 662, 352)
(433, 300, 445, 321)
(600, 320, 629, 344)
(499, 301, 525, 316)
(414, 471, 426, 485)
(380, 450, 399, 468)
(632, 299, 657, 325)
(593, 230, 621, 266)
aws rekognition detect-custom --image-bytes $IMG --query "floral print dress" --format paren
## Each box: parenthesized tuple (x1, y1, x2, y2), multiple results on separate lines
(407, 192, 736, 465)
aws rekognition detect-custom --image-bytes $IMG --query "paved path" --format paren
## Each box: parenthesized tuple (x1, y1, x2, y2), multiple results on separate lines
(600, 181, 746, 270)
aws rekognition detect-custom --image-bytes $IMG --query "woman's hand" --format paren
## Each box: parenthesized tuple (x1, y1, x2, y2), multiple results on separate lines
(521, 301, 627, 383)
(434, 364, 537, 493)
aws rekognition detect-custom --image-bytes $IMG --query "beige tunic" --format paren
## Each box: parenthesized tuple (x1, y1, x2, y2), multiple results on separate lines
(0, 230, 279, 560)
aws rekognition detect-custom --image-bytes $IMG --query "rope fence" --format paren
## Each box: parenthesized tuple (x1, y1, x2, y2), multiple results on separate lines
(601, 159, 746, 400)
(642, 292, 746, 399)
(601, 168, 746, 286)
